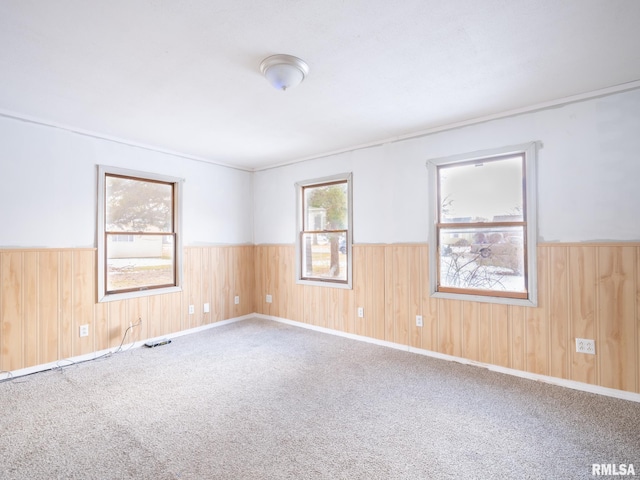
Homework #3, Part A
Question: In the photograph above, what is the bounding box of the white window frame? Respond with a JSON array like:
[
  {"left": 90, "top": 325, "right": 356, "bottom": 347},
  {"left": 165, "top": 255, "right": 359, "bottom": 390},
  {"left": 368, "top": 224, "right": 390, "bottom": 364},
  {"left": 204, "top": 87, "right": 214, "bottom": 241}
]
[
  {"left": 295, "top": 172, "right": 353, "bottom": 289},
  {"left": 97, "top": 165, "right": 183, "bottom": 302},
  {"left": 427, "top": 142, "right": 540, "bottom": 307}
]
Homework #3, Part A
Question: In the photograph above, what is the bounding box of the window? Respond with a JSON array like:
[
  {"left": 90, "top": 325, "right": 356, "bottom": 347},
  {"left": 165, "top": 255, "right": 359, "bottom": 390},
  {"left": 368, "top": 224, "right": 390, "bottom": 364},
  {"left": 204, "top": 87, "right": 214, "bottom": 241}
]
[
  {"left": 296, "top": 173, "right": 352, "bottom": 288},
  {"left": 427, "top": 142, "right": 539, "bottom": 306},
  {"left": 97, "top": 165, "right": 183, "bottom": 301}
]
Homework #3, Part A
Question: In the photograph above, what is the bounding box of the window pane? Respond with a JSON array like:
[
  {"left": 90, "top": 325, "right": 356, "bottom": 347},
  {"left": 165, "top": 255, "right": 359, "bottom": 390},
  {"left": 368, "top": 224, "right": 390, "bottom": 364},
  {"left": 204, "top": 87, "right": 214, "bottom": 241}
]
[
  {"left": 439, "top": 156, "right": 523, "bottom": 223},
  {"left": 303, "top": 182, "right": 348, "bottom": 230},
  {"left": 106, "top": 234, "right": 174, "bottom": 292},
  {"left": 439, "top": 226, "right": 525, "bottom": 293},
  {"left": 301, "top": 232, "right": 347, "bottom": 282},
  {"left": 106, "top": 176, "right": 173, "bottom": 232},
  {"left": 112, "top": 234, "right": 134, "bottom": 242}
]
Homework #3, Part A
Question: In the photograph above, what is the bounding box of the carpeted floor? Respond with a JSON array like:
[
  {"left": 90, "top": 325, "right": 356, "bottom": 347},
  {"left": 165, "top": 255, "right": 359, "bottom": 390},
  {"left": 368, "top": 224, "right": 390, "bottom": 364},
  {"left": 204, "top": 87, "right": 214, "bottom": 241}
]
[{"left": 0, "top": 318, "right": 638, "bottom": 479}]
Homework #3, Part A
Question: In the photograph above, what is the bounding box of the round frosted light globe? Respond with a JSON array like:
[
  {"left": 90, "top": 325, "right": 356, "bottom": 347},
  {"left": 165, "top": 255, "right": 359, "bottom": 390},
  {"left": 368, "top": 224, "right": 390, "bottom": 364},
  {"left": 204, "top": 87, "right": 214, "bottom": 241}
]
[{"left": 260, "top": 55, "right": 309, "bottom": 91}]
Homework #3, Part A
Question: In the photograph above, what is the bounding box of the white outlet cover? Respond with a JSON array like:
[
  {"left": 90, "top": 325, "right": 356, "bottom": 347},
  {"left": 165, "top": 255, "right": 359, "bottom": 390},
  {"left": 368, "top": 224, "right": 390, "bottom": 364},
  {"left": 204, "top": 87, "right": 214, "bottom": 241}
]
[
  {"left": 204, "top": 303, "right": 210, "bottom": 313},
  {"left": 188, "top": 305, "right": 195, "bottom": 314},
  {"left": 357, "top": 307, "right": 364, "bottom": 318},
  {"left": 79, "top": 324, "right": 89, "bottom": 337},
  {"left": 416, "top": 315, "right": 423, "bottom": 327},
  {"left": 576, "top": 338, "right": 596, "bottom": 354},
  {"left": 266, "top": 294, "right": 272, "bottom": 303},
  {"left": 234, "top": 296, "right": 240, "bottom": 305}
]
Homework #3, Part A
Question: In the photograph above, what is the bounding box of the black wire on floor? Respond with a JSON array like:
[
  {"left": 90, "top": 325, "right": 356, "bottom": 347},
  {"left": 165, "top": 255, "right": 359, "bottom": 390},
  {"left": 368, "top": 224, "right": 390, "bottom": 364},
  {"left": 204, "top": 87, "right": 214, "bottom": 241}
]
[{"left": 0, "top": 318, "right": 143, "bottom": 384}]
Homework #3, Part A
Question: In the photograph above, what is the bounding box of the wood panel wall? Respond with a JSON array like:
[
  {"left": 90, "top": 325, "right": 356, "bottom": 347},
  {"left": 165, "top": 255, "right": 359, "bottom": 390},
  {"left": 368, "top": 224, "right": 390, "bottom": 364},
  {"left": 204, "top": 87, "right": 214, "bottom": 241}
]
[
  {"left": 254, "top": 243, "right": 640, "bottom": 395},
  {"left": 3, "top": 242, "right": 638, "bottom": 396},
  {"left": 0, "top": 245, "right": 254, "bottom": 373}
]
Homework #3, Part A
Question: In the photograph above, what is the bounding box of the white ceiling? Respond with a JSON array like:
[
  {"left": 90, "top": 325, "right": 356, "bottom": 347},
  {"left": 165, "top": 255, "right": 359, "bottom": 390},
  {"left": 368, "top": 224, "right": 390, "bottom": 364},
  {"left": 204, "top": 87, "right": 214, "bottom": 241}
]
[{"left": 1, "top": 0, "right": 640, "bottom": 171}]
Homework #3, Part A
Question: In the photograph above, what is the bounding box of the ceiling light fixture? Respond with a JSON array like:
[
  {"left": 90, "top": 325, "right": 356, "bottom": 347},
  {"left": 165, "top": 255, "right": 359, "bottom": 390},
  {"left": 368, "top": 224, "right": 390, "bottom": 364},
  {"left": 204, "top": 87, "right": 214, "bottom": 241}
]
[{"left": 259, "top": 54, "right": 309, "bottom": 91}]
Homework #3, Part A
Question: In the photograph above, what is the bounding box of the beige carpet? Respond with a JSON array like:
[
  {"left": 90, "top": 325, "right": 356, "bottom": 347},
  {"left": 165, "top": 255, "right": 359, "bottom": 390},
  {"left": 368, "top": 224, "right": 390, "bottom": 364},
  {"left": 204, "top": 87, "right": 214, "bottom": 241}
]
[{"left": 0, "top": 318, "right": 638, "bottom": 479}]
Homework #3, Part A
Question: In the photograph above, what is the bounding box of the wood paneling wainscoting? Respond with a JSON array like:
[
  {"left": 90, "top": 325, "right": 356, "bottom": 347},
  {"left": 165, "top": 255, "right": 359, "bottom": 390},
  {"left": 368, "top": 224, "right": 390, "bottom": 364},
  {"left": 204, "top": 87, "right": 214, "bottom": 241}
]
[
  {"left": 254, "top": 243, "right": 640, "bottom": 395},
  {"left": 3, "top": 243, "right": 638, "bottom": 396},
  {"left": 0, "top": 246, "right": 254, "bottom": 373}
]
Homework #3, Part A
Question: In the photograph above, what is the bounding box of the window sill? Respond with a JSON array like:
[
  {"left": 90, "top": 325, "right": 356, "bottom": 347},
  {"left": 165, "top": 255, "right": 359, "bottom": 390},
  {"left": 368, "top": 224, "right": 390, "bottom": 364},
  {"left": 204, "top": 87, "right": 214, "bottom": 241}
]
[
  {"left": 296, "top": 278, "right": 352, "bottom": 290},
  {"left": 98, "top": 285, "right": 183, "bottom": 303},
  {"left": 430, "top": 290, "right": 537, "bottom": 308}
]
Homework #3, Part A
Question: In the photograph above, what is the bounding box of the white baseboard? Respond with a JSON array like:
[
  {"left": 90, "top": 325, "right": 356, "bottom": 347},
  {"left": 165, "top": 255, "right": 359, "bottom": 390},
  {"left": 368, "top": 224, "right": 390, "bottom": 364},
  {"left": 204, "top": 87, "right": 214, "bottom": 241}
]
[
  {"left": 0, "top": 314, "right": 252, "bottom": 381},
  {"left": 256, "top": 313, "right": 640, "bottom": 404}
]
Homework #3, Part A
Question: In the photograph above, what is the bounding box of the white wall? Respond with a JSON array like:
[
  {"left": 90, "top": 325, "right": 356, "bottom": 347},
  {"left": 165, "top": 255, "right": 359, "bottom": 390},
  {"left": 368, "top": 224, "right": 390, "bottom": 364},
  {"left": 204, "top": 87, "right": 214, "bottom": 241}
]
[
  {"left": 3, "top": 87, "right": 639, "bottom": 249},
  {"left": 254, "top": 88, "right": 640, "bottom": 244},
  {"left": 0, "top": 117, "right": 254, "bottom": 248}
]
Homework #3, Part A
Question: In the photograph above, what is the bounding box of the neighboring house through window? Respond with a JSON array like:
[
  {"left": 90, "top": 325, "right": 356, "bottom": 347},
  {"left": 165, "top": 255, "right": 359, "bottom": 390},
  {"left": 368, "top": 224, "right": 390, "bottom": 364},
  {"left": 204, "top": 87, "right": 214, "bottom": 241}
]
[
  {"left": 296, "top": 173, "right": 353, "bottom": 288},
  {"left": 97, "top": 165, "right": 183, "bottom": 301},
  {"left": 427, "top": 142, "right": 539, "bottom": 306}
]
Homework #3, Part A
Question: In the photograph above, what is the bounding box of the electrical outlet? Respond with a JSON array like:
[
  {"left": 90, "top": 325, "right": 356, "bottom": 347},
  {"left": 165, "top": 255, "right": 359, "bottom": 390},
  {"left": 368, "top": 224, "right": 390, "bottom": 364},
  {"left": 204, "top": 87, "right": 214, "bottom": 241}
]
[
  {"left": 188, "top": 305, "right": 195, "bottom": 315},
  {"left": 576, "top": 338, "right": 596, "bottom": 354},
  {"left": 266, "top": 294, "right": 272, "bottom": 303},
  {"left": 416, "top": 315, "right": 423, "bottom": 327},
  {"left": 234, "top": 295, "right": 240, "bottom": 305},
  {"left": 357, "top": 307, "right": 364, "bottom": 318},
  {"left": 204, "top": 303, "right": 210, "bottom": 313},
  {"left": 79, "top": 324, "right": 89, "bottom": 337}
]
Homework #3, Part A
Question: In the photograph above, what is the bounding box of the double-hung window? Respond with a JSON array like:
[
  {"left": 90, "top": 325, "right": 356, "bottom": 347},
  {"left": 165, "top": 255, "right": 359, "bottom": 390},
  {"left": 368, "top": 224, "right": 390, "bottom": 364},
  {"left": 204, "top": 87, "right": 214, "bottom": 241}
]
[
  {"left": 427, "top": 142, "right": 539, "bottom": 306},
  {"left": 296, "top": 173, "right": 352, "bottom": 288},
  {"left": 97, "top": 165, "right": 183, "bottom": 301}
]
